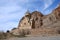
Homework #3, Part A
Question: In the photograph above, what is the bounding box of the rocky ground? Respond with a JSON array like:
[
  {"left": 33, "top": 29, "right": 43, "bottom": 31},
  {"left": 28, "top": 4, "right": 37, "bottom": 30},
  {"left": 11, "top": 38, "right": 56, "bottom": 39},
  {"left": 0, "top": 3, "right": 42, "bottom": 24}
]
[{"left": 4, "top": 35, "right": 60, "bottom": 40}]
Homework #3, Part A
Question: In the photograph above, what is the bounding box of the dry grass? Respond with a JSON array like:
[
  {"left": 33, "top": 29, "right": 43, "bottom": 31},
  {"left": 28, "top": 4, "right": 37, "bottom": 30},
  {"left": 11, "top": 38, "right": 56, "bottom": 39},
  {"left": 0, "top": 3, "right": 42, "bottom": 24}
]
[
  {"left": 0, "top": 31, "right": 7, "bottom": 40},
  {"left": 0, "top": 31, "right": 26, "bottom": 40},
  {"left": 11, "top": 29, "right": 31, "bottom": 37}
]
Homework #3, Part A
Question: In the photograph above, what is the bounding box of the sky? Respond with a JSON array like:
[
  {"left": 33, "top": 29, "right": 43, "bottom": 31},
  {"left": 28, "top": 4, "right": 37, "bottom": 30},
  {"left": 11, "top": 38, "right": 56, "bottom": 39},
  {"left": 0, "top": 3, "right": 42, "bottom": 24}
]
[{"left": 0, "top": 0, "right": 60, "bottom": 32}]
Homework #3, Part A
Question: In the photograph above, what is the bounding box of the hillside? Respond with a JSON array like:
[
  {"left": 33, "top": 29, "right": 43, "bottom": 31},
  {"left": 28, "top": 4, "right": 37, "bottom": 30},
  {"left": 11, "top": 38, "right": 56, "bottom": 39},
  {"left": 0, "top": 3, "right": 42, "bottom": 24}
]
[{"left": 10, "top": 5, "right": 60, "bottom": 36}]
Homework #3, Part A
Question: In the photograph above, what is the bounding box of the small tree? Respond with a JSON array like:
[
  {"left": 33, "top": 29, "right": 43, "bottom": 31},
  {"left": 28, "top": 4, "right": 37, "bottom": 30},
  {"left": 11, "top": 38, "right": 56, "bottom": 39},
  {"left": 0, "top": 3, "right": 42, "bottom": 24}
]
[{"left": 7, "top": 30, "right": 10, "bottom": 33}]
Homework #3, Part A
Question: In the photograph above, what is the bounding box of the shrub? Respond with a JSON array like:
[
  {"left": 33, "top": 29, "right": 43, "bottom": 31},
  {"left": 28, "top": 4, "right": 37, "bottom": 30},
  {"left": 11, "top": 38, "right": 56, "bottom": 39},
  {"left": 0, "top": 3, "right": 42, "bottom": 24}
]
[
  {"left": 19, "top": 29, "right": 25, "bottom": 37},
  {"left": 10, "top": 29, "right": 26, "bottom": 37},
  {"left": 57, "top": 30, "right": 60, "bottom": 34},
  {"left": 0, "top": 31, "right": 7, "bottom": 40}
]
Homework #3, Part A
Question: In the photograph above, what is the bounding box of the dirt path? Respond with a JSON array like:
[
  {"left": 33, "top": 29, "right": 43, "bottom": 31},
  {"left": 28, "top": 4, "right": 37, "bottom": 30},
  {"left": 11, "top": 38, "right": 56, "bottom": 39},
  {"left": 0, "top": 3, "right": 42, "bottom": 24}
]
[{"left": 5, "top": 36, "right": 60, "bottom": 40}]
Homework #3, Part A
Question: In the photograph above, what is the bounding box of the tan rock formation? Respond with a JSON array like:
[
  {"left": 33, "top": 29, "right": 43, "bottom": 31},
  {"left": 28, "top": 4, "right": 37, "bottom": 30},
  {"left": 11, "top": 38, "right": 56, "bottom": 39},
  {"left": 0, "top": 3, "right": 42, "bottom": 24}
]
[
  {"left": 31, "top": 11, "right": 43, "bottom": 29},
  {"left": 11, "top": 5, "right": 60, "bottom": 36}
]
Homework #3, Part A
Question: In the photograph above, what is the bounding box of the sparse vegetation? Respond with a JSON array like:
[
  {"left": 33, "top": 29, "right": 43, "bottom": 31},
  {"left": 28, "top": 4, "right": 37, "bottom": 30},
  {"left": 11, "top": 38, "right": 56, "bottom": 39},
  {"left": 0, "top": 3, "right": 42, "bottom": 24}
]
[
  {"left": 0, "top": 31, "right": 25, "bottom": 40},
  {"left": 0, "top": 29, "right": 30, "bottom": 39},
  {"left": 12, "top": 29, "right": 30, "bottom": 37},
  {"left": 57, "top": 30, "right": 60, "bottom": 34},
  {"left": 0, "top": 31, "right": 7, "bottom": 40},
  {"left": 9, "top": 29, "right": 26, "bottom": 38},
  {"left": 20, "top": 29, "right": 25, "bottom": 37}
]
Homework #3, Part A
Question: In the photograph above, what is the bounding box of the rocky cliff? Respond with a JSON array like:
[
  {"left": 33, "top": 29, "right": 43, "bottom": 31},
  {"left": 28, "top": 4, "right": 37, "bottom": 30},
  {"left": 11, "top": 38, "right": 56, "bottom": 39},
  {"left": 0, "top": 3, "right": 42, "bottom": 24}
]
[{"left": 10, "top": 5, "right": 60, "bottom": 36}]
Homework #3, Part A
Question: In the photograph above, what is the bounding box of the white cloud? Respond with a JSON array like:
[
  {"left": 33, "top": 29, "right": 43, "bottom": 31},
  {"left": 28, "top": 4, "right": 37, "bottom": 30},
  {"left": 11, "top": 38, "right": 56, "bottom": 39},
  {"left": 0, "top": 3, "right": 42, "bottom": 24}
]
[
  {"left": 0, "top": 0, "right": 56, "bottom": 32},
  {"left": 0, "top": 6, "right": 21, "bottom": 14},
  {"left": 43, "top": 0, "right": 55, "bottom": 10},
  {"left": 17, "top": 0, "right": 29, "bottom": 3},
  {"left": 0, "top": 0, "right": 27, "bottom": 32},
  {"left": 0, "top": 9, "right": 26, "bottom": 32},
  {"left": 0, "top": 21, "right": 18, "bottom": 32},
  {"left": 0, "top": 5, "right": 26, "bottom": 24}
]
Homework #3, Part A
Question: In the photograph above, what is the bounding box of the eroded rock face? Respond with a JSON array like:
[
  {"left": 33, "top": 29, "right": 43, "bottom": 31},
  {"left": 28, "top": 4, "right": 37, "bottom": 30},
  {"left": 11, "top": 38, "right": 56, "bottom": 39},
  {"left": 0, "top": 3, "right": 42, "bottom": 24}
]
[
  {"left": 11, "top": 5, "right": 60, "bottom": 35},
  {"left": 18, "top": 11, "right": 43, "bottom": 30},
  {"left": 10, "top": 28, "right": 20, "bottom": 35},
  {"left": 31, "top": 11, "right": 43, "bottom": 28},
  {"left": 42, "top": 5, "right": 60, "bottom": 28},
  {"left": 18, "top": 12, "right": 31, "bottom": 30},
  {"left": 54, "top": 5, "right": 60, "bottom": 19}
]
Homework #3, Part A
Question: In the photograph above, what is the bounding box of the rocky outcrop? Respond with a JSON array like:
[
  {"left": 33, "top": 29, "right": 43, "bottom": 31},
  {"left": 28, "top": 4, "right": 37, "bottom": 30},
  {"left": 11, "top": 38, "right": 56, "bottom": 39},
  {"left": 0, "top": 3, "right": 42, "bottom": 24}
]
[
  {"left": 11, "top": 5, "right": 60, "bottom": 36},
  {"left": 31, "top": 11, "right": 43, "bottom": 29}
]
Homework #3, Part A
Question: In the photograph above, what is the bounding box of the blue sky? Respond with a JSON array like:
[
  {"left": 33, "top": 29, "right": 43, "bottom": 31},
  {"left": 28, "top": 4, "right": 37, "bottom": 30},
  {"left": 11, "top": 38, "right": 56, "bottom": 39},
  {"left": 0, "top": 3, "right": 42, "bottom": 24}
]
[{"left": 0, "top": 0, "right": 60, "bottom": 32}]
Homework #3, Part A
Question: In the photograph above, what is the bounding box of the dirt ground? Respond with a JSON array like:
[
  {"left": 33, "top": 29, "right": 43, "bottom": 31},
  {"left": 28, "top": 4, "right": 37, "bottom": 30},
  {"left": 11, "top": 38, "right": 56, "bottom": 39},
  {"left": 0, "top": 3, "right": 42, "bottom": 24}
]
[{"left": 5, "top": 35, "right": 60, "bottom": 40}]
